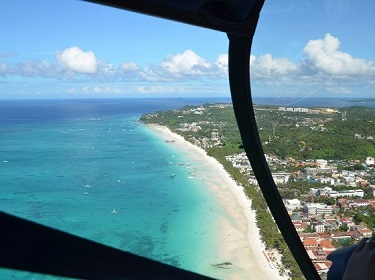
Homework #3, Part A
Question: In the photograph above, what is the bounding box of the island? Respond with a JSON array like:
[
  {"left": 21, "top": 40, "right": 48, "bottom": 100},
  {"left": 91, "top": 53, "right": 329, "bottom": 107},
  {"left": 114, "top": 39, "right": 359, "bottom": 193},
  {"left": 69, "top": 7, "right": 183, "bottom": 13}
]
[{"left": 140, "top": 103, "right": 375, "bottom": 279}]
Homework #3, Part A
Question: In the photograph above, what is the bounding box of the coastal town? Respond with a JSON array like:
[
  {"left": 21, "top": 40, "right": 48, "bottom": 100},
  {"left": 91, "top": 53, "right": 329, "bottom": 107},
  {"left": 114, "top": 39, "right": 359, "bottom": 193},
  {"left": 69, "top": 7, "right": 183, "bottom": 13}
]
[
  {"left": 141, "top": 102, "right": 375, "bottom": 278},
  {"left": 226, "top": 152, "right": 375, "bottom": 275}
]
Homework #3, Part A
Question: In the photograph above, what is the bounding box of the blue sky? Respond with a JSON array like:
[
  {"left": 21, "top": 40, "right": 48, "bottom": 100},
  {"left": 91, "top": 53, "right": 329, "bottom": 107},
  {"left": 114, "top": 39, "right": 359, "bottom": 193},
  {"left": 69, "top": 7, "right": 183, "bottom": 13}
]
[{"left": 1, "top": 0, "right": 375, "bottom": 99}]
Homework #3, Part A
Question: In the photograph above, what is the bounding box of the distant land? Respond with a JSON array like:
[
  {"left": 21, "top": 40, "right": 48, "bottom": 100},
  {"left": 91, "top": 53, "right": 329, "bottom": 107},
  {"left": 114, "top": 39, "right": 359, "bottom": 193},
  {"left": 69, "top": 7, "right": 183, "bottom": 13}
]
[
  {"left": 344, "top": 98, "right": 375, "bottom": 103},
  {"left": 140, "top": 102, "right": 375, "bottom": 279}
]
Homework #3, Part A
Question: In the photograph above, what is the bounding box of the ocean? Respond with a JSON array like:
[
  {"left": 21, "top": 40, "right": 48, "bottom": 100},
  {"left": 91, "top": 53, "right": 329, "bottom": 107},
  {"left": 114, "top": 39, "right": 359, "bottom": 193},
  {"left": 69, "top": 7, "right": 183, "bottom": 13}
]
[
  {"left": 0, "top": 98, "right": 234, "bottom": 279},
  {"left": 0, "top": 96, "right": 373, "bottom": 279}
]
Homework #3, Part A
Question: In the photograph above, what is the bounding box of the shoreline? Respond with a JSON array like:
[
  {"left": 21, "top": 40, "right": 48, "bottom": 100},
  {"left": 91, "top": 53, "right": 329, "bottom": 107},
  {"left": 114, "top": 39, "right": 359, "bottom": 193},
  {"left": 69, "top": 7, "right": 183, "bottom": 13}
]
[{"left": 147, "top": 124, "right": 287, "bottom": 280}]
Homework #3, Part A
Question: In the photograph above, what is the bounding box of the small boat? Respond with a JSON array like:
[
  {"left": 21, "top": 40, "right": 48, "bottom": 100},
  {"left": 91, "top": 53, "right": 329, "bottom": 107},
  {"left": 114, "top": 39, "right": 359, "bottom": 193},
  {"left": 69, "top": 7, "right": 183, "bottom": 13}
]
[
  {"left": 84, "top": 192, "right": 89, "bottom": 195},
  {"left": 111, "top": 209, "right": 117, "bottom": 214},
  {"left": 170, "top": 174, "right": 176, "bottom": 178}
]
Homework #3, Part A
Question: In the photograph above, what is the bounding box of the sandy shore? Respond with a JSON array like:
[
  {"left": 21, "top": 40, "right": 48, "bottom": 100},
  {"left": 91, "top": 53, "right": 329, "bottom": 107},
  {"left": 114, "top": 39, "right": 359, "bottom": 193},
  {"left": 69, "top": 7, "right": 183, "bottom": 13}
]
[{"left": 148, "top": 125, "right": 287, "bottom": 280}]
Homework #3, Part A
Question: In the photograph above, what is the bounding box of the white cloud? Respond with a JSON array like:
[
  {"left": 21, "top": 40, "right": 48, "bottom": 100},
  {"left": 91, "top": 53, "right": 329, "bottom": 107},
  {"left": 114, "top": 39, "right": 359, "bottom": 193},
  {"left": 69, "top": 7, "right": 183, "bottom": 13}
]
[
  {"left": 160, "top": 49, "right": 211, "bottom": 76},
  {"left": 66, "top": 85, "right": 123, "bottom": 94},
  {"left": 56, "top": 46, "right": 97, "bottom": 74},
  {"left": 3, "top": 34, "right": 375, "bottom": 98},
  {"left": 215, "top": 54, "right": 228, "bottom": 70},
  {"left": 139, "top": 66, "right": 170, "bottom": 82},
  {"left": 68, "top": 87, "right": 77, "bottom": 93},
  {"left": 136, "top": 85, "right": 186, "bottom": 94},
  {"left": 119, "top": 62, "right": 139, "bottom": 79},
  {"left": 90, "top": 85, "right": 122, "bottom": 94},
  {"left": 120, "top": 62, "right": 139, "bottom": 72},
  {"left": 326, "top": 86, "right": 353, "bottom": 94},
  {"left": 251, "top": 54, "right": 298, "bottom": 78},
  {"left": 303, "top": 33, "right": 375, "bottom": 76},
  {"left": 0, "top": 62, "right": 7, "bottom": 76},
  {"left": 98, "top": 61, "right": 116, "bottom": 76},
  {"left": 15, "top": 60, "right": 58, "bottom": 77},
  {"left": 250, "top": 55, "right": 256, "bottom": 65},
  {"left": 139, "top": 50, "right": 228, "bottom": 81}
]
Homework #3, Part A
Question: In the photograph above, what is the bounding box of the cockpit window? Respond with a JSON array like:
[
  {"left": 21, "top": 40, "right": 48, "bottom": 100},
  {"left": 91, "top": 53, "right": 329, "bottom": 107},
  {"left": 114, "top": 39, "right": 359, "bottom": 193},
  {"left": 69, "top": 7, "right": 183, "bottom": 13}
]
[
  {"left": 251, "top": 0, "right": 375, "bottom": 278},
  {"left": 1, "top": 1, "right": 374, "bottom": 279},
  {"left": 0, "top": 1, "right": 266, "bottom": 279}
]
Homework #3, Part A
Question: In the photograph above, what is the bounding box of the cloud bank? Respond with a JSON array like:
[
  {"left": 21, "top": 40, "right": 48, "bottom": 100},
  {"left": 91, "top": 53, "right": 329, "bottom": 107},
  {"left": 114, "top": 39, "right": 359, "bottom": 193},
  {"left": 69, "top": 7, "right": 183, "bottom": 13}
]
[
  {"left": 1, "top": 34, "right": 375, "bottom": 96},
  {"left": 303, "top": 33, "right": 375, "bottom": 76}
]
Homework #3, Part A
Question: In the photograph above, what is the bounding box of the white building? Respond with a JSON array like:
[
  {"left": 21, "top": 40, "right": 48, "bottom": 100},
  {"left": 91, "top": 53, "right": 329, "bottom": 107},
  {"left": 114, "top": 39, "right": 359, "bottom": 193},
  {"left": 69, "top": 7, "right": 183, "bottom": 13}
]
[
  {"left": 272, "top": 172, "right": 290, "bottom": 184},
  {"left": 284, "top": 199, "right": 301, "bottom": 211},
  {"left": 330, "top": 189, "right": 364, "bottom": 198},
  {"left": 366, "top": 157, "right": 374, "bottom": 166},
  {"left": 304, "top": 203, "right": 333, "bottom": 216},
  {"left": 316, "top": 159, "right": 328, "bottom": 167},
  {"left": 314, "top": 221, "right": 325, "bottom": 233}
]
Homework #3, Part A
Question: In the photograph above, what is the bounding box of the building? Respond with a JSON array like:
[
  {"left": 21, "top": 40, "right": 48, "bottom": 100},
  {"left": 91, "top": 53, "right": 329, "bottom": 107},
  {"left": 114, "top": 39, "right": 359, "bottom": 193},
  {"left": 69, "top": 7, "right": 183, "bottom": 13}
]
[
  {"left": 311, "top": 187, "right": 364, "bottom": 198},
  {"left": 366, "top": 157, "right": 375, "bottom": 166},
  {"left": 313, "top": 221, "right": 325, "bottom": 233},
  {"left": 319, "top": 239, "right": 336, "bottom": 253},
  {"left": 303, "top": 238, "right": 318, "bottom": 249},
  {"left": 285, "top": 199, "right": 301, "bottom": 211},
  {"left": 306, "top": 166, "right": 337, "bottom": 176},
  {"left": 272, "top": 172, "right": 290, "bottom": 184},
  {"left": 357, "top": 227, "right": 373, "bottom": 238},
  {"left": 334, "top": 189, "right": 364, "bottom": 198},
  {"left": 304, "top": 203, "right": 333, "bottom": 216}
]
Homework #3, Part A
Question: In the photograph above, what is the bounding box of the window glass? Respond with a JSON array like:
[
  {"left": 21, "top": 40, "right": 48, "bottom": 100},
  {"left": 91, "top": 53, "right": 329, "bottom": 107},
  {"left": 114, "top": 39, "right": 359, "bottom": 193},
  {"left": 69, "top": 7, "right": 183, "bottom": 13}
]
[
  {"left": 0, "top": 1, "right": 278, "bottom": 279},
  {"left": 250, "top": 0, "right": 375, "bottom": 278}
]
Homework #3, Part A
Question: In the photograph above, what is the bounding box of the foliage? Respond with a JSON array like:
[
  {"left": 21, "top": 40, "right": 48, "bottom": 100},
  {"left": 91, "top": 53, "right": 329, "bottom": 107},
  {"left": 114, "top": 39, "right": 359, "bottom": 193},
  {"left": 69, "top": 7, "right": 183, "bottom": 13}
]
[
  {"left": 140, "top": 103, "right": 375, "bottom": 279},
  {"left": 141, "top": 104, "right": 375, "bottom": 160},
  {"left": 353, "top": 206, "right": 375, "bottom": 228}
]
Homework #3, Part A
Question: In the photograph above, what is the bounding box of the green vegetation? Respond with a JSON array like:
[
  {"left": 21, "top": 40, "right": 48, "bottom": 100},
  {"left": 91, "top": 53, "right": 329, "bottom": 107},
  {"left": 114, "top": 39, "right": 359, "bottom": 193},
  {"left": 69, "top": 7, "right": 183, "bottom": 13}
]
[
  {"left": 257, "top": 106, "right": 375, "bottom": 160},
  {"left": 140, "top": 103, "right": 375, "bottom": 279},
  {"left": 204, "top": 145, "right": 304, "bottom": 279},
  {"left": 353, "top": 206, "right": 375, "bottom": 229},
  {"left": 141, "top": 104, "right": 375, "bottom": 160}
]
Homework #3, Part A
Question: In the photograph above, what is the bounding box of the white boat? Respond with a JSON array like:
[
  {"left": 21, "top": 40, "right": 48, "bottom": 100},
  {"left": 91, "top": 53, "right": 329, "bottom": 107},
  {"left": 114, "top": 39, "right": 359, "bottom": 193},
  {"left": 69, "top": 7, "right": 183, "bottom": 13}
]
[{"left": 111, "top": 209, "right": 117, "bottom": 214}]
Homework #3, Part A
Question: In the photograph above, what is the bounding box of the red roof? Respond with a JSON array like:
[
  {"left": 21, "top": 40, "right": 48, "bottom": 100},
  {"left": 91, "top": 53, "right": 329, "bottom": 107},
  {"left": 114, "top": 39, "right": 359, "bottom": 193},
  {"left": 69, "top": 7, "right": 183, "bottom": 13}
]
[
  {"left": 320, "top": 239, "right": 335, "bottom": 249},
  {"left": 304, "top": 238, "right": 318, "bottom": 246}
]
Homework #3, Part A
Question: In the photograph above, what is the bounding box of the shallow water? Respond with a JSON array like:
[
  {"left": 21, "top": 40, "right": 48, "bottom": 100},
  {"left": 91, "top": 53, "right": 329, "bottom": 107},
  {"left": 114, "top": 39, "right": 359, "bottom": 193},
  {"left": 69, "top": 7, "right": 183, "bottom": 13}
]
[{"left": 0, "top": 99, "right": 229, "bottom": 279}]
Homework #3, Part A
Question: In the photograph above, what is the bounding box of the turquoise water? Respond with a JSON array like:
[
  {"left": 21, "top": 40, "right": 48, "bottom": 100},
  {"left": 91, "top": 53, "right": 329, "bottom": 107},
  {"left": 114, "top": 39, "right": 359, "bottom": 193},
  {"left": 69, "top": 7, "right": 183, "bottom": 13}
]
[{"left": 0, "top": 99, "right": 228, "bottom": 279}]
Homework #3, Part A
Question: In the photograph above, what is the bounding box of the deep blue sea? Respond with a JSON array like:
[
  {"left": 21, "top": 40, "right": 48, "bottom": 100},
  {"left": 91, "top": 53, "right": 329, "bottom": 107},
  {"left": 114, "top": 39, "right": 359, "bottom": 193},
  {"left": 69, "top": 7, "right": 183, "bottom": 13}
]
[{"left": 0, "top": 96, "right": 373, "bottom": 279}]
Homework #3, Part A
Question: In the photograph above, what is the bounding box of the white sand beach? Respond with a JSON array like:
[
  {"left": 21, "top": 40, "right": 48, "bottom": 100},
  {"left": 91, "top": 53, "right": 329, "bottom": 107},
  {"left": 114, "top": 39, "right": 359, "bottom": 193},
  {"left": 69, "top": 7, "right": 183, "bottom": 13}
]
[{"left": 148, "top": 125, "right": 288, "bottom": 280}]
